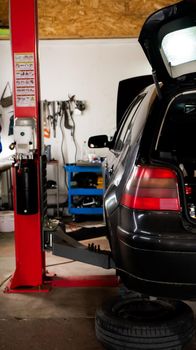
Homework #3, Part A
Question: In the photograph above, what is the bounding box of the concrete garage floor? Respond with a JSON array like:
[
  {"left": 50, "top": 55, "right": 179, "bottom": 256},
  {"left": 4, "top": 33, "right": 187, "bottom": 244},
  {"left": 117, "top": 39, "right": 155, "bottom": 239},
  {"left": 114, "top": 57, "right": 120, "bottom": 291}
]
[
  {"left": 1, "top": 225, "right": 196, "bottom": 350},
  {"left": 0, "top": 224, "right": 117, "bottom": 350}
]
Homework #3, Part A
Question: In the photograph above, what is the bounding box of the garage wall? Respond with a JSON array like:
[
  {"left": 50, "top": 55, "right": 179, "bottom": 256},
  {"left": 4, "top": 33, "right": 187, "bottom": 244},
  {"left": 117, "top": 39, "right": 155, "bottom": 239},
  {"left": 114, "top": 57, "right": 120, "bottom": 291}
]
[{"left": 0, "top": 38, "right": 151, "bottom": 193}]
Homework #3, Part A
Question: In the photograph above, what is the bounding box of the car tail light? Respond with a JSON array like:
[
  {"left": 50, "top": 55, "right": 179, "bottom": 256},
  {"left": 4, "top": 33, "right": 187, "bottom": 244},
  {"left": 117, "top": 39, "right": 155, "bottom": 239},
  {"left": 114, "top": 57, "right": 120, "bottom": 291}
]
[{"left": 121, "top": 165, "right": 180, "bottom": 211}]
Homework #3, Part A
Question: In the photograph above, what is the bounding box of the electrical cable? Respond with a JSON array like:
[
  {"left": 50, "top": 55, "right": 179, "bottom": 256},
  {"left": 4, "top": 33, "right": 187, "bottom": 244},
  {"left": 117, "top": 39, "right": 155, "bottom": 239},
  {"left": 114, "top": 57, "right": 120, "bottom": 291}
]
[
  {"left": 59, "top": 103, "right": 68, "bottom": 192},
  {"left": 0, "top": 261, "right": 76, "bottom": 288},
  {"left": 60, "top": 112, "right": 66, "bottom": 165},
  {"left": 46, "top": 260, "right": 75, "bottom": 267},
  {"left": 0, "top": 274, "right": 12, "bottom": 288},
  {"left": 69, "top": 112, "right": 78, "bottom": 163},
  {"left": 0, "top": 260, "right": 76, "bottom": 287}
]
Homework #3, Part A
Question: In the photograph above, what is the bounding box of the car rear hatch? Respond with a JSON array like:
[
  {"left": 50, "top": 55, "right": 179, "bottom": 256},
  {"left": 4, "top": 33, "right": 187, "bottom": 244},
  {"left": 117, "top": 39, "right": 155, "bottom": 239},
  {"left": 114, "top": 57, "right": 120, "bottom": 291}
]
[
  {"left": 138, "top": 1, "right": 196, "bottom": 222},
  {"left": 139, "top": 0, "right": 196, "bottom": 85}
]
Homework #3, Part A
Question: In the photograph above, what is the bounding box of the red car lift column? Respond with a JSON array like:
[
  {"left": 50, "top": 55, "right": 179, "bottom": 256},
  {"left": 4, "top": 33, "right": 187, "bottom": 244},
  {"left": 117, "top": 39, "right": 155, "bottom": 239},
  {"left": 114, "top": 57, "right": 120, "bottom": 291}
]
[
  {"left": 8, "top": 0, "right": 46, "bottom": 290},
  {"left": 6, "top": 0, "right": 118, "bottom": 293}
]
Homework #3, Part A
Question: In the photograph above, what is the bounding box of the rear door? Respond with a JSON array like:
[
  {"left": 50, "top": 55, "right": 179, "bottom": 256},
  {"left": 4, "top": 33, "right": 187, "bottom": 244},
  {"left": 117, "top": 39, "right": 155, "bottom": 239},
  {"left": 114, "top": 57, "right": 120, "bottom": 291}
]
[
  {"left": 104, "top": 88, "right": 156, "bottom": 215},
  {"left": 105, "top": 94, "right": 145, "bottom": 188}
]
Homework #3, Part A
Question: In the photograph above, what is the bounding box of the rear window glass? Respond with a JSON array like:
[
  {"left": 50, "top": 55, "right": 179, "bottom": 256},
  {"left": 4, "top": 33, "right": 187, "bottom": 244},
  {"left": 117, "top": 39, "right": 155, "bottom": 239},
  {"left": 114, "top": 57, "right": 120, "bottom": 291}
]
[
  {"left": 114, "top": 95, "right": 145, "bottom": 152},
  {"left": 156, "top": 93, "right": 196, "bottom": 161}
]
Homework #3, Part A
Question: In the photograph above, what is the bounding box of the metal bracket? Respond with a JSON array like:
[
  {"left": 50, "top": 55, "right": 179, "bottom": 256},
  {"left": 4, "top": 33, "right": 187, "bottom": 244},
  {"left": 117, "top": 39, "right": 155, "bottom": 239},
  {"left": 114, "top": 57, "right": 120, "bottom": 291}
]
[{"left": 47, "top": 225, "right": 115, "bottom": 270}]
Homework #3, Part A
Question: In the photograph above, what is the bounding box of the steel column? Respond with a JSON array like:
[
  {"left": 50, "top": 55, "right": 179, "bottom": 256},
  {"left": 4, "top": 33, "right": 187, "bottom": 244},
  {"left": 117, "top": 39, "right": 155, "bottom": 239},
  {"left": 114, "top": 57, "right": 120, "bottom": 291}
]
[{"left": 8, "top": 0, "right": 45, "bottom": 290}]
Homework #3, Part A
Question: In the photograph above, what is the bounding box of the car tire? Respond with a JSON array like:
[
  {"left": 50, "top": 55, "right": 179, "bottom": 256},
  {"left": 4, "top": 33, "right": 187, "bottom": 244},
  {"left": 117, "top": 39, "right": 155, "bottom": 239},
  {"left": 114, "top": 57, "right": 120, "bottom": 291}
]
[{"left": 95, "top": 294, "right": 195, "bottom": 350}]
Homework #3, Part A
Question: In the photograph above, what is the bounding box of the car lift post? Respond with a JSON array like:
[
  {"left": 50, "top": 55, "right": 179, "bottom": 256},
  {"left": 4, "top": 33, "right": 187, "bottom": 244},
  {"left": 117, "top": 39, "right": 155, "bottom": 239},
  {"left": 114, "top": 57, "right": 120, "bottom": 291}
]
[
  {"left": 5, "top": 0, "right": 118, "bottom": 293},
  {"left": 6, "top": 0, "right": 46, "bottom": 291}
]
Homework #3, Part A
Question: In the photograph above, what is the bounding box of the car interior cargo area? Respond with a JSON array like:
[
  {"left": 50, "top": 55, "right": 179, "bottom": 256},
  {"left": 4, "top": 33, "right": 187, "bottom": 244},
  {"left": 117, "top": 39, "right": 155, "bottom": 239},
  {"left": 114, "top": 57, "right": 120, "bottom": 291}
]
[{"left": 154, "top": 92, "right": 196, "bottom": 220}]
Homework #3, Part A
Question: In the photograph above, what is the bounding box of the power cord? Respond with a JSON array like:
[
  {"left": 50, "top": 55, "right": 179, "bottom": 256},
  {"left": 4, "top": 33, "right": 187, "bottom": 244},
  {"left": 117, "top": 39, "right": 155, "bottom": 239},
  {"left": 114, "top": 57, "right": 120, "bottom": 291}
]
[
  {"left": 69, "top": 112, "right": 78, "bottom": 163},
  {"left": 46, "top": 260, "right": 75, "bottom": 267},
  {"left": 0, "top": 274, "right": 12, "bottom": 288}
]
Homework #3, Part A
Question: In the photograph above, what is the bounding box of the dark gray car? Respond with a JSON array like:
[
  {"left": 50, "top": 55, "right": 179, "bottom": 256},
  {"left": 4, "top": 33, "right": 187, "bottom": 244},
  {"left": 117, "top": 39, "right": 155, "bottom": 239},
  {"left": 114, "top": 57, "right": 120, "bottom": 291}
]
[
  {"left": 89, "top": 0, "right": 196, "bottom": 300},
  {"left": 90, "top": 2, "right": 196, "bottom": 349}
]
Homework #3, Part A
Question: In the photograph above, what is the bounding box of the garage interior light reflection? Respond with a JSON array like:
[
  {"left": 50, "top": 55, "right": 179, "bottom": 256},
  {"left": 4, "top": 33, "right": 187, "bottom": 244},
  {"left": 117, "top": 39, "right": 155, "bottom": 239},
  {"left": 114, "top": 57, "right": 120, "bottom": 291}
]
[{"left": 161, "top": 26, "right": 196, "bottom": 66}]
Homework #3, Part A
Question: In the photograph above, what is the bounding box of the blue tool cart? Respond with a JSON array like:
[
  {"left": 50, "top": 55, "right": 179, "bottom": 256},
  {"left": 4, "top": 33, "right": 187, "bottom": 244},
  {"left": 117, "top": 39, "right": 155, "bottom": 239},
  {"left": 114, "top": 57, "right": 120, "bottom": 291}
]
[{"left": 64, "top": 164, "right": 104, "bottom": 216}]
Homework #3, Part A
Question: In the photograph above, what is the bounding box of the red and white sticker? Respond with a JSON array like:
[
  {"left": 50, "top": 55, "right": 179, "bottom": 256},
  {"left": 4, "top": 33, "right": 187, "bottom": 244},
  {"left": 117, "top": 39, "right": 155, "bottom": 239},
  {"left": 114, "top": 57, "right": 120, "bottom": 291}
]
[{"left": 14, "top": 53, "right": 36, "bottom": 107}]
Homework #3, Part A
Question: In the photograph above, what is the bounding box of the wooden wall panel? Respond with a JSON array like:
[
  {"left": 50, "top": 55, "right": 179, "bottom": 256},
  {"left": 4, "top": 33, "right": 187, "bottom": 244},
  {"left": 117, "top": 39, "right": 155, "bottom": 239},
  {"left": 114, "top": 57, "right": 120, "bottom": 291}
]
[
  {"left": 0, "top": 0, "right": 9, "bottom": 27},
  {"left": 0, "top": 0, "right": 178, "bottom": 39}
]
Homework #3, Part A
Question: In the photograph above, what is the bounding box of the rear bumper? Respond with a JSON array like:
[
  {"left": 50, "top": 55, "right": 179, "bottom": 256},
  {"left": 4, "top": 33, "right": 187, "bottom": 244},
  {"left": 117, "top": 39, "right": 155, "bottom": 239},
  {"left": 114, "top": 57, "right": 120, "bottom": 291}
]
[
  {"left": 114, "top": 208, "right": 196, "bottom": 299},
  {"left": 118, "top": 234, "right": 196, "bottom": 299}
]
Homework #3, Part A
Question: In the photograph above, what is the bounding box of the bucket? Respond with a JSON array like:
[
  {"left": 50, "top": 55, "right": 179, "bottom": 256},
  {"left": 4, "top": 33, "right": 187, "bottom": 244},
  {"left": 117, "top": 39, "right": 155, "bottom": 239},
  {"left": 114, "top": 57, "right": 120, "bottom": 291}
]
[{"left": 0, "top": 211, "right": 14, "bottom": 232}]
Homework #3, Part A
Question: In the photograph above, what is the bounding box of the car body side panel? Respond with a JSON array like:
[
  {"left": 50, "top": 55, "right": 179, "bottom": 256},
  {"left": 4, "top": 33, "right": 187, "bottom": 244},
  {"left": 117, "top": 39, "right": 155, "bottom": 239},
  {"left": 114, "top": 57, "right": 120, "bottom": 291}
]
[
  {"left": 104, "top": 83, "right": 196, "bottom": 298},
  {"left": 104, "top": 85, "right": 156, "bottom": 217},
  {"left": 104, "top": 86, "right": 157, "bottom": 264}
]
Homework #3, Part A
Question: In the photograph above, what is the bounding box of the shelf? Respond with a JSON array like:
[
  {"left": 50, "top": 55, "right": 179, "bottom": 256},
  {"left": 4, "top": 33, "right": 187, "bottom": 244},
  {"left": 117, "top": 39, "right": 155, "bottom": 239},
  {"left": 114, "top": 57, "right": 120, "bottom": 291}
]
[
  {"left": 65, "top": 164, "right": 103, "bottom": 173},
  {"left": 64, "top": 164, "right": 104, "bottom": 217},
  {"left": 69, "top": 188, "right": 104, "bottom": 196},
  {"left": 68, "top": 207, "right": 103, "bottom": 215}
]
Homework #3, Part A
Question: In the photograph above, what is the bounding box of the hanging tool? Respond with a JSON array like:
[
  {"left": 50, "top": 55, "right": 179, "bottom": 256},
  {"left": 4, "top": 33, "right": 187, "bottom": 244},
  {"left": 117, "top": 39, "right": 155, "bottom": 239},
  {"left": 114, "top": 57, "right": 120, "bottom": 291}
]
[
  {"left": 0, "top": 125, "right": 2, "bottom": 153},
  {"left": 47, "top": 101, "right": 58, "bottom": 138},
  {"left": 0, "top": 112, "right": 2, "bottom": 153},
  {"left": 8, "top": 114, "right": 14, "bottom": 136},
  {"left": 43, "top": 100, "right": 50, "bottom": 139},
  {"left": 63, "top": 95, "right": 76, "bottom": 130},
  {"left": 62, "top": 100, "right": 72, "bottom": 130},
  {"left": 52, "top": 101, "right": 57, "bottom": 138},
  {"left": 51, "top": 100, "right": 63, "bottom": 138}
]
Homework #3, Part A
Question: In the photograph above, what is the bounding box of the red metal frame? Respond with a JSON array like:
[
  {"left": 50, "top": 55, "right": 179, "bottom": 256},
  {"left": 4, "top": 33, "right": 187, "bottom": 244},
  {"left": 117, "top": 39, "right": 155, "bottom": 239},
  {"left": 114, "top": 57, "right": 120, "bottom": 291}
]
[
  {"left": 5, "top": 0, "right": 119, "bottom": 293},
  {"left": 7, "top": 0, "right": 45, "bottom": 291},
  {"left": 47, "top": 275, "right": 119, "bottom": 288},
  {"left": 5, "top": 275, "right": 119, "bottom": 293}
]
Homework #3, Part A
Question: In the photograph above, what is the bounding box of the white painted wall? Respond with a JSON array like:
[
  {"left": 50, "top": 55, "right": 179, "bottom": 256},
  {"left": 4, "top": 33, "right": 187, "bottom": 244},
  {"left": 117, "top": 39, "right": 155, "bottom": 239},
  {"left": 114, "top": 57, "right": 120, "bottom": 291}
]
[{"left": 0, "top": 38, "right": 151, "bottom": 198}]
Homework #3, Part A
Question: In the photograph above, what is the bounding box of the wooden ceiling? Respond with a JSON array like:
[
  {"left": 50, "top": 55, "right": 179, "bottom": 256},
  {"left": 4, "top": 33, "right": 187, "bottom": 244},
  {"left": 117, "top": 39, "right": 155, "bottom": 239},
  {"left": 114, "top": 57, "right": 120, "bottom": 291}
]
[{"left": 0, "top": 0, "right": 178, "bottom": 39}]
